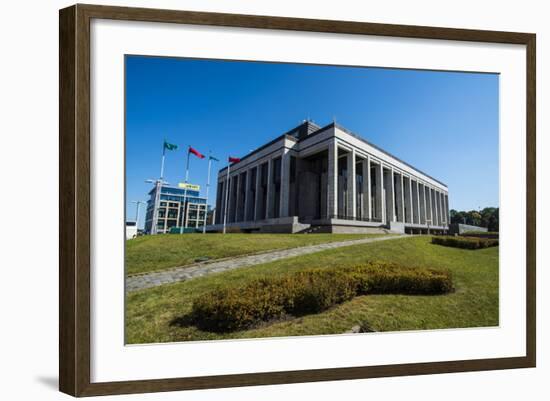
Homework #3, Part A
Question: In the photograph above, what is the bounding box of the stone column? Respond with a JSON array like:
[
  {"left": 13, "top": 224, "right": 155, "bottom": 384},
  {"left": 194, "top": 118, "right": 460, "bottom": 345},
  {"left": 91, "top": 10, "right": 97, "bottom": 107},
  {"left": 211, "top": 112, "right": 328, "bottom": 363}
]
[
  {"left": 227, "top": 176, "right": 234, "bottom": 223},
  {"left": 390, "top": 168, "right": 396, "bottom": 222},
  {"left": 394, "top": 172, "right": 403, "bottom": 222},
  {"left": 235, "top": 176, "right": 241, "bottom": 223},
  {"left": 436, "top": 191, "right": 443, "bottom": 226},
  {"left": 400, "top": 174, "right": 405, "bottom": 223},
  {"left": 427, "top": 186, "right": 432, "bottom": 225},
  {"left": 254, "top": 165, "right": 262, "bottom": 221},
  {"left": 445, "top": 193, "right": 450, "bottom": 224},
  {"left": 433, "top": 191, "right": 438, "bottom": 226},
  {"left": 422, "top": 186, "right": 426, "bottom": 225},
  {"left": 441, "top": 193, "right": 445, "bottom": 225},
  {"left": 265, "top": 159, "right": 272, "bottom": 219},
  {"left": 224, "top": 178, "right": 230, "bottom": 224},
  {"left": 216, "top": 181, "right": 223, "bottom": 224},
  {"left": 417, "top": 182, "right": 422, "bottom": 224},
  {"left": 443, "top": 192, "right": 447, "bottom": 225},
  {"left": 235, "top": 173, "right": 243, "bottom": 222},
  {"left": 327, "top": 141, "right": 338, "bottom": 219},
  {"left": 435, "top": 191, "right": 443, "bottom": 226},
  {"left": 243, "top": 169, "right": 251, "bottom": 221},
  {"left": 347, "top": 149, "right": 356, "bottom": 219},
  {"left": 416, "top": 181, "right": 422, "bottom": 224},
  {"left": 279, "top": 149, "right": 291, "bottom": 218},
  {"left": 431, "top": 188, "right": 439, "bottom": 226},
  {"left": 403, "top": 176, "right": 408, "bottom": 223},
  {"left": 364, "top": 156, "right": 371, "bottom": 220},
  {"left": 443, "top": 192, "right": 448, "bottom": 224},
  {"left": 231, "top": 174, "right": 237, "bottom": 223},
  {"left": 426, "top": 187, "right": 435, "bottom": 226},
  {"left": 421, "top": 184, "right": 427, "bottom": 224},
  {"left": 218, "top": 180, "right": 225, "bottom": 225},
  {"left": 408, "top": 178, "right": 414, "bottom": 224},
  {"left": 378, "top": 163, "right": 385, "bottom": 223}
]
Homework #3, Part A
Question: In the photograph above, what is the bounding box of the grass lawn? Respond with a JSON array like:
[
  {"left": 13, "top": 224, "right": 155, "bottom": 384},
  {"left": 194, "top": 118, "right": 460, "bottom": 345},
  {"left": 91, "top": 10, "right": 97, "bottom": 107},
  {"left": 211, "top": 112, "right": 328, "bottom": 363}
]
[
  {"left": 126, "top": 233, "right": 381, "bottom": 276},
  {"left": 126, "top": 236, "right": 499, "bottom": 344}
]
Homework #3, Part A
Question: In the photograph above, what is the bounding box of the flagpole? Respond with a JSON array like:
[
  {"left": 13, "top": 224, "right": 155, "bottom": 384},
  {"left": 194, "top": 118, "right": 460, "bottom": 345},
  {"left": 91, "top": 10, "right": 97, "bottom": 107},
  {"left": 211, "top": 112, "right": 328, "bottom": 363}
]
[
  {"left": 185, "top": 145, "right": 191, "bottom": 183},
  {"left": 222, "top": 160, "right": 230, "bottom": 234},
  {"left": 203, "top": 152, "right": 212, "bottom": 234},
  {"left": 152, "top": 141, "right": 166, "bottom": 235},
  {"left": 160, "top": 140, "right": 166, "bottom": 179},
  {"left": 181, "top": 146, "right": 190, "bottom": 234}
]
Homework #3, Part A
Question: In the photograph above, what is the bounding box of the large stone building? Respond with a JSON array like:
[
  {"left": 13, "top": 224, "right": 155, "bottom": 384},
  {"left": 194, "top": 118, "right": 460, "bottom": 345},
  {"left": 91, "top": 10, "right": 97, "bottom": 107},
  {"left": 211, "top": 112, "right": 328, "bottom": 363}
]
[{"left": 211, "top": 120, "right": 449, "bottom": 234}]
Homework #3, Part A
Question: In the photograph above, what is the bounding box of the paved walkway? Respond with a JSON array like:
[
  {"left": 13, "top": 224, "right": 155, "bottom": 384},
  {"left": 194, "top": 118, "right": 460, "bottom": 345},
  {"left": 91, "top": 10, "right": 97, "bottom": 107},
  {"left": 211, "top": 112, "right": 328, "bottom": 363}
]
[{"left": 126, "top": 234, "right": 407, "bottom": 292}]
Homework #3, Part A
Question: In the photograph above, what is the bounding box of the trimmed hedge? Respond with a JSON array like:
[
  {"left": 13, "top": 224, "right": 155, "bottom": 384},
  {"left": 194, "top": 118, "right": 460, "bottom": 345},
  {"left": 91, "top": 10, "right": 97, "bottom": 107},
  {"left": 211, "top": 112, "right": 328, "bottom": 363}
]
[
  {"left": 432, "top": 236, "right": 499, "bottom": 249},
  {"left": 460, "top": 232, "right": 499, "bottom": 239},
  {"left": 190, "top": 262, "right": 454, "bottom": 332}
]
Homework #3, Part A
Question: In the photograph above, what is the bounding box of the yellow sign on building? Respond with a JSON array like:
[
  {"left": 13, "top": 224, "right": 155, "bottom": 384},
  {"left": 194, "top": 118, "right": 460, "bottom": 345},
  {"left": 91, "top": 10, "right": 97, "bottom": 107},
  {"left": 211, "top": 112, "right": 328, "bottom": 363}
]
[{"left": 178, "top": 183, "right": 201, "bottom": 191}]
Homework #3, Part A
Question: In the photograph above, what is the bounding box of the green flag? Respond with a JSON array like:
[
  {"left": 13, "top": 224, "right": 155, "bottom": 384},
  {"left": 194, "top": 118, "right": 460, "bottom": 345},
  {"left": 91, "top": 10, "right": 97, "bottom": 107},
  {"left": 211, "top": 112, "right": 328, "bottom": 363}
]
[
  {"left": 163, "top": 140, "right": 178, "bottom": 151},
  {"left": 209, "top": 155, "right": 219, "bottom": 162}
]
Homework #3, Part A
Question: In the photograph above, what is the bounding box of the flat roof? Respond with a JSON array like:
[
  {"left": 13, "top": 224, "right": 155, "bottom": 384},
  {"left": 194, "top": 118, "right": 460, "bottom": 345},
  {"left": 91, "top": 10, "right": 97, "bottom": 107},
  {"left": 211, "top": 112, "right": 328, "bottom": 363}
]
[
  {"left": 147, "top": 183, "right": 206, "bottom": 199},
  {"left": 218, "top": 121, "right": 447, "bottom": 187},
  {"left": 325, "top": 122, "right": 447, "bottom": 187}
]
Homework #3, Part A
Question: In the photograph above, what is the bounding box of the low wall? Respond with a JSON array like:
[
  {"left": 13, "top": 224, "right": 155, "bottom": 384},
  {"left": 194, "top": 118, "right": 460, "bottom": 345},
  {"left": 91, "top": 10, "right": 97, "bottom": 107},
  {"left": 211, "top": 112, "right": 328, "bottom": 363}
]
[
  {"left": 328, "top": 225, "right": 390, "bottom": 234},
  {"left": 448, "top": 223, "right": 489, "bottom": 235}
]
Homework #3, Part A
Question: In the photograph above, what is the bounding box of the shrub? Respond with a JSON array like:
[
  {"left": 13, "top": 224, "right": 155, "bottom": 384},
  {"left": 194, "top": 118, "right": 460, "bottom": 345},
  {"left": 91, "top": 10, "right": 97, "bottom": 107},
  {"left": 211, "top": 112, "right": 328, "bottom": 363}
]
[
  {"left": 286, "top": 269, "right": 358, "bottom": 315},
  {"left": 190, "top": 262, "right": 453, "bottom": 332},
  {"left": 460, "top": 232, "right": 499, "bottom": 239},
  {"left": 361, "top": 266, "right": 454, "bottom": 295},
  {"left": 432, "top": 236, "right": 498, "bottom": 249}
]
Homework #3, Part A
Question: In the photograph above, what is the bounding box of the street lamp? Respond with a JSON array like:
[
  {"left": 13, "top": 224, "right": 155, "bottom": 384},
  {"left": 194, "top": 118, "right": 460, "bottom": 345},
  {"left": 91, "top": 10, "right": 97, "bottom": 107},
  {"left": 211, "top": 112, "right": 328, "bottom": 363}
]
[{"left": 131, "top": 200, "right": 146, "bottom": 229}]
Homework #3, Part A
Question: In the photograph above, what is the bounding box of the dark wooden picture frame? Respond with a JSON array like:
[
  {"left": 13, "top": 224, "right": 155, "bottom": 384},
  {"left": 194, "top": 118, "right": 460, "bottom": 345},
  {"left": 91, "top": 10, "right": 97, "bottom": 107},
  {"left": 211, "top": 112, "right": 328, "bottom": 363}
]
[{"left": 59, "top": 3, "right": 536, "bottom": 397}]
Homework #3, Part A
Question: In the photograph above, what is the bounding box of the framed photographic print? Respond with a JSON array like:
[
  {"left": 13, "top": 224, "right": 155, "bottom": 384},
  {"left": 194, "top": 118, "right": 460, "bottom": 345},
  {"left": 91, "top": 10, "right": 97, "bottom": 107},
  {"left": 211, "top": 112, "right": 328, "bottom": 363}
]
[{"left": 59, "top": 4, "right": 536, "bottom": 397}]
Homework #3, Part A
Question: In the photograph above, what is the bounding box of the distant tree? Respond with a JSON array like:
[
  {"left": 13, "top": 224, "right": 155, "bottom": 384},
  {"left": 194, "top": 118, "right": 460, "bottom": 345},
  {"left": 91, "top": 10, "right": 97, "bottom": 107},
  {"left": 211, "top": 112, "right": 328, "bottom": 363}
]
[
  {"left": 450, "top": 209, "right": 464, "bottom": 225},
  {"left": 450, "top": 209, "right": 458, "bottom": 223},
  {"left": 481, "top": 207, "right": 499, "bottom": 232},
  {"left": 449, "top": 207, "right": 499, "bottom": 232},
  {"left": 467, "top": 211, "right": 482, "bottom": 226}
]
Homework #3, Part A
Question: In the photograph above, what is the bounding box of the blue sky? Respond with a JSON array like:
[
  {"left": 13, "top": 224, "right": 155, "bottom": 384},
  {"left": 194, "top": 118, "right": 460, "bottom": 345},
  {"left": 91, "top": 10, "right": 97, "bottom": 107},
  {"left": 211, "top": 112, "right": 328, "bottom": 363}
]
[{"left": 126, "top": 55, "right": 499, "bottom": 228}]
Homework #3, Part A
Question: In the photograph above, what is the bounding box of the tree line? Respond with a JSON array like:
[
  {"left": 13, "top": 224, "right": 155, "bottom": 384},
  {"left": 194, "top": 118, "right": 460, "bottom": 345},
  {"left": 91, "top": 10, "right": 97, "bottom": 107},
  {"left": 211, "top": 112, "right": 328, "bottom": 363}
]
[{"left": 449, "top": 207, "right": 499, "bottom": 232}]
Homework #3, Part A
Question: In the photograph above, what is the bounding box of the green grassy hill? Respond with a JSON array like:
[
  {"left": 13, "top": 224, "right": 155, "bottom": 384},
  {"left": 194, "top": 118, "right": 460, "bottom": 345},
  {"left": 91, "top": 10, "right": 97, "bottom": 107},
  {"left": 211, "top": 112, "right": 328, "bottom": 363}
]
[
  {"left": 126, "top": 233, "right": 380, "bottom": 276},
  {"left": 126, "top": 236, "right": 498, "bottom": 344}
]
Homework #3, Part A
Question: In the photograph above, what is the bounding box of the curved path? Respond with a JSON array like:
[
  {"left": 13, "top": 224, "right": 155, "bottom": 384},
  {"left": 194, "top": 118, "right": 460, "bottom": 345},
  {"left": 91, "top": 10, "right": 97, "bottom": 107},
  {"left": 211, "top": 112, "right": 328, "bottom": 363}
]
[{"left": 126, "top": 234, "right": 407, "bottom": 293}]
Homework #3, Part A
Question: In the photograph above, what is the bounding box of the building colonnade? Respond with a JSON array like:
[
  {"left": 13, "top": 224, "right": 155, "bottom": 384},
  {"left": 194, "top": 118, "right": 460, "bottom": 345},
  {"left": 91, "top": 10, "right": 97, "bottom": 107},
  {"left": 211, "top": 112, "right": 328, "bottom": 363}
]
[{"left": 215, "top": 138, "right": 449, "bottom": 229}]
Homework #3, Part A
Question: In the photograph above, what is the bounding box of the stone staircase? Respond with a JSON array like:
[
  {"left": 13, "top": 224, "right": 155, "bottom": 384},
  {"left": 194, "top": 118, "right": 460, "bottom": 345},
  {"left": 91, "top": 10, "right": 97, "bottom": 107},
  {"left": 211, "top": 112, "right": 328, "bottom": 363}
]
[{"left": 299, "top": 225, "right": 328, "bottom": 234}]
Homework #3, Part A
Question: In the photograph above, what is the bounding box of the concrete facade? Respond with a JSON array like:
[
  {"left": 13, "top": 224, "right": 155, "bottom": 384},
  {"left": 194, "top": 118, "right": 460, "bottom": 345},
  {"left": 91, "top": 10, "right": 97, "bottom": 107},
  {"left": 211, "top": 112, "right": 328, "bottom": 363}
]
[{"left": 210, "top": 121, "right": 450, "bottom": 234}]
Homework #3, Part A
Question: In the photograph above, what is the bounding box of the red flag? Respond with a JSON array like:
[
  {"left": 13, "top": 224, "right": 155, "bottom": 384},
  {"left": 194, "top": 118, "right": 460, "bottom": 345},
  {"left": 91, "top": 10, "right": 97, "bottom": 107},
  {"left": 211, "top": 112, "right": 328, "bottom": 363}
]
[
  {"left": 188, "top": 146, "right": 205, "bottom": 159},
  {"left": 228, "top": 156, "right": 241, "bottom": 164}
]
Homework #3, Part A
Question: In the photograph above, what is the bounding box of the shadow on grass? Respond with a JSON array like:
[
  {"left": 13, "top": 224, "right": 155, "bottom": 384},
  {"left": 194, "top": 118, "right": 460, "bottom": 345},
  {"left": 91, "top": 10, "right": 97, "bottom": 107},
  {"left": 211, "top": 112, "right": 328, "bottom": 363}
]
[
  {"left": 169, "top": 313, "right": 255, "bottom": 334},
  {"left": 169, "top": 313, "right": 196, "bottom": 329},
  {"left": 169, "top": 311, "right": 297, "bottom": 334},
  {"left": 169, "top": 291, "right": 454, "bottom": 335}
]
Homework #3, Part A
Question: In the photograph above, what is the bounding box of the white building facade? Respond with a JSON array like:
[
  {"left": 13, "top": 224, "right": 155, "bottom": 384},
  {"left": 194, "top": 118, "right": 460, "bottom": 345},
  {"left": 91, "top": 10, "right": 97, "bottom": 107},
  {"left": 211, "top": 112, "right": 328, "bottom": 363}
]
[{"left": 212, "top": 121, "right": 449, "bottom": 234}]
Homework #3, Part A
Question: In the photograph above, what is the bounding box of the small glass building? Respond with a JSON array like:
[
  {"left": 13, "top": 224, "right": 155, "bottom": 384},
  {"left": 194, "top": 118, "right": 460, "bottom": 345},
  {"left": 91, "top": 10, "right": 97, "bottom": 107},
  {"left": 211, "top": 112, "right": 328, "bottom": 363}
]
[{"left": 144, "top": 184, "right": 208, "bottom": 234}]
